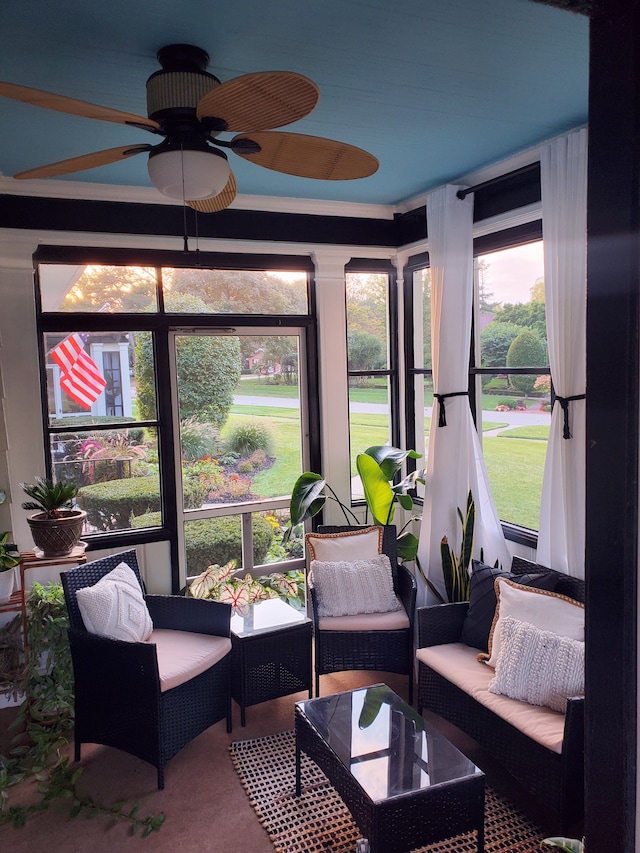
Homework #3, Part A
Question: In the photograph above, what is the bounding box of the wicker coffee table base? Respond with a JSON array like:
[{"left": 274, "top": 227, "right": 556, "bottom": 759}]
[{"left": 295, "top": 705, "right": 485, "bottom": 853}]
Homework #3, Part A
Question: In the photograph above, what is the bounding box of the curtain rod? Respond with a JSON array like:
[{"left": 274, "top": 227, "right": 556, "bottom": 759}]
[{"left": 456, "top": 161, "right": 540, "bottom": 199}]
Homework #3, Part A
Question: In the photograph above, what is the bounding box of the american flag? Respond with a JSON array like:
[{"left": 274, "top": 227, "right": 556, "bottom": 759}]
[{"left": 50, "top": 333, "right": 107, "bottom": 410}]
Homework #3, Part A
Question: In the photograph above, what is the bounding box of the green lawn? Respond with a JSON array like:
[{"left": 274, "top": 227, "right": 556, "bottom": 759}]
[
  {"left": 234, "top": 378, "right": 300, "bottom": 398},
  {"left": 221, "top": 412, "right": 301, "bottom": 497},
  {"left": 482, "top": 436, "right": 546, "bottom": 530},
  {"left": 234, "top": 377, "right": 395, "bottom": 407},
  {"left": 497, "top": 425, "right": 550, "bottom": 440},
  {"left": 224, "top": 401, "right": 547, "bottom": 528}
]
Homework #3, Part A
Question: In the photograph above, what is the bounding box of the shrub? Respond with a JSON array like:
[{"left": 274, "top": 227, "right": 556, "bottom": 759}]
[
  {"left": 78, "top": 475, "right": 206, "bottom": 531},
  {"left": 506, "top": 329, "right": 547, "bottom": 396},
  {"left": 180, "top": 515, "right": 274, "bottom": 574},
  {"left": 180, "top": 418, "right": 221, "bottom": 461},
  {"left": 496, "top": 397, "right": 518, "bottom": 409},
  {"left": 132, "top": 513, "right": 274, "bottom": 573},
  {"left": 226, "top": 422, "right": 273, "bottom": 457}
]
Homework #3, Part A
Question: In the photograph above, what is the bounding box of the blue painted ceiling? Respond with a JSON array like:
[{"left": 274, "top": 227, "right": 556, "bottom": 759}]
[{"left": 0, "top": 0, "right": 588, "bottom": 206}]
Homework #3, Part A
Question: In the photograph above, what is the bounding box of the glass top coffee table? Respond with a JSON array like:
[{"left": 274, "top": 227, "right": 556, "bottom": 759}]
[{"left": 295, "top": 683, "right": 485, "bottom": 853}]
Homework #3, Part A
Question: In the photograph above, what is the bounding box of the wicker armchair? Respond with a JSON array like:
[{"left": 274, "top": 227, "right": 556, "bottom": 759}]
[
  {"left": 61, "top": 549, "right": 232, "bottom": 789},
  {"left": 310, "top": 525, "right": 416, "bottom": 703}
]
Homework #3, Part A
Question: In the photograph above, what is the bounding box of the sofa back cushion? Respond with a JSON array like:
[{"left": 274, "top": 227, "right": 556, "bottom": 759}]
[
  {"left": 482, "top": 578, "right": 585, "bottom": 668},
  {"left": 460, "top": 560, "right": 559, "bottom": 652}
]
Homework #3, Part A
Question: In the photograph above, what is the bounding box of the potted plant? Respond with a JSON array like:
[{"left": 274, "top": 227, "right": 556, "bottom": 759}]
[
  {"left": 284, "top": 445, "right": 424, "bottom": 560},
  {"left": 0, "top": 530, "right": 20, "bottom": 602},
  {"left": 20, "top": 477, "right": 86, "bottom": 558},
  {"left": 540, "top": 839, "right": 584, "bottom": 852}
]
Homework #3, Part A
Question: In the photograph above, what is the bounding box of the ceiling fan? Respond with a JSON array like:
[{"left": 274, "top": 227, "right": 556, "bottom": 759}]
[{"left": 0, "top": 43, "right": 379, "bottom": 212}]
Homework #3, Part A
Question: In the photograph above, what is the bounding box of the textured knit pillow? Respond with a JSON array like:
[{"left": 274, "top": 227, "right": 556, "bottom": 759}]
[
  {"left": 460, "top": 560, "right": 559, "bottom": 651},
  {"left": 76, "top": 562, "right": 153, "bottom": 642},
  {"left": 482, "top": 577, "right": 584, "bottom": 668},
  {"left": 309, "top": 554, "right": 402, "bottom": 617},
  {"left": 305, "top": 526, "right": 383, "bottom": 562},
  {"left": 488, "top": 616, "right": 585, "bottom": 712}
]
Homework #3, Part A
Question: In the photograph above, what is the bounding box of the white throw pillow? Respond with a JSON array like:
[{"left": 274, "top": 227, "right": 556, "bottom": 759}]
[
  {"left": 305, "top": 526, "right": 383, "bottom": 562},
  {"left": 309, "top": 554, "right": 402, "bottom": 617},
  {"left": 481, "top": 577, "right": 584, "bottom": 668},
  {"left": 76, "top": 562, "right": 153, "bottom": 643},
  {"left": 488, "top": 616, "right": 585, "bottom": 713}
]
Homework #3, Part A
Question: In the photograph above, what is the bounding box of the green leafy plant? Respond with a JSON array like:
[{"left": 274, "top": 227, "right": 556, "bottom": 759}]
[
  {"left": 540, "top": 838, "right": 584, "bottom": 852},
  {"left": 20, "top": 477, "right": 79, "bottom": 519},
  {"left": 188, "top": 560, "right": 305, "bottom": 611},
  {"left": 419, "top": 490, "right": 476, "bottom": 604},
  {"left": 0, "top": 582, "right": 165, "bottom": 835},
  {"left": 225, "top": 421, "right": 274, "bottom": 457},
  {"left": 284, "top": 445, "right": 424, "bottom": 561},
  {"left": 0, "top": 531, "right": 19, "bottom": 572}
]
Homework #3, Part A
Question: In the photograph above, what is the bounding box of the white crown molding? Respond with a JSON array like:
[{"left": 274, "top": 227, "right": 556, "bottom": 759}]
[{"left": 0, "top": 176, "right": 394, "bottom": 220}]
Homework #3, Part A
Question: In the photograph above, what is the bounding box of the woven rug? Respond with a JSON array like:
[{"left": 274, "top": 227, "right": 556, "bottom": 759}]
[{"left": 229, "top": 730, "right": 544, "bottom": 853}]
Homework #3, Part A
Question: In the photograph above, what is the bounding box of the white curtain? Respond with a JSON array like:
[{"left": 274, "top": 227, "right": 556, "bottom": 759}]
[
  {"left": 417, "top": 185, "right": 510, "bottom": 604},
  {"left": 537, "top": 128, "right": 588, "bottom": 578}
]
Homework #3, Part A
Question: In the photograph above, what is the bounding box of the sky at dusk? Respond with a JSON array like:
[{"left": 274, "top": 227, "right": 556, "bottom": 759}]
[{"left": 480, "top": 240, "right": 544, "bottom": 305}]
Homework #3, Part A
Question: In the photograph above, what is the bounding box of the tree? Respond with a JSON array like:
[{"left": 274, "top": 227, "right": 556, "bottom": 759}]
[
  {"left": 506, "top": 329, "right": 547, "bottom": 397},
  {"left": 59, "top": 265, "right": 157, "bottom": 312},
  {"left": 135, "top": 293, "right": 241, "bottom": 427},
  {"left": 347, "top": 331, "right": 385, "bottom": 372},
  {"left": 346, "top": 273, "right": 387, "bottom": 340},
  {"left": 477, "top": 259, "right": 499, "bottom": 312},
  {"left": 165, "top": 268, "right": 307, "bottom": 314},
  {"left": 480, "top": 321, "right": 523, "bottom": 368},
  {"left": 530, "top": 277, "right": 545, "bottom": 303},
  {"left": 493, "top": 300, "right": 547, "bottom": 340}
]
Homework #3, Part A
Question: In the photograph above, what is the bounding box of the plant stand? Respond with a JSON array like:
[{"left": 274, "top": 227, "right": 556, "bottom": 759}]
[{"left": 0, "top": 548, "right": 87, "bottom": 700}]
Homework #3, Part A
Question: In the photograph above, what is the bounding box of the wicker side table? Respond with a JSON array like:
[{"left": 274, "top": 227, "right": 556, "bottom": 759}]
[{"left": 231, "top": 598, "right": 312, "bottom": 726}]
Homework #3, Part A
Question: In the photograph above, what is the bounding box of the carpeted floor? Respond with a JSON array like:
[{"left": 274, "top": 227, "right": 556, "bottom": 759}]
[{"left": 230, "top": 729, "right": 543, "bottom": 853}]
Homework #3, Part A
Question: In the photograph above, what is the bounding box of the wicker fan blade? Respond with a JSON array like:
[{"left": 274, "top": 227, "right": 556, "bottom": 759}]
[
  {"left": 196, "top": 71, "right": 319, "bottom": 132},
  {"left": 231, "top": 131, "right": 379, "bottom": 180},
  {"left": 187, "top": 172, "right": 237, "bottom": 213},
  {"left": 0, "top": 81, "right": 160, "bottom": 131},
  {"left": 13, "top": 145, "right": 152, "bottom": 180}
]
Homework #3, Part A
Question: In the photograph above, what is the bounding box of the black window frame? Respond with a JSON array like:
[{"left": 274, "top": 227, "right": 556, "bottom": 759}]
[
  {"left": 345, "top": 258, "right": 400, "bottom": 506},
  {"left": 33, "top": 245, "right": 319, "bottom": 574}
]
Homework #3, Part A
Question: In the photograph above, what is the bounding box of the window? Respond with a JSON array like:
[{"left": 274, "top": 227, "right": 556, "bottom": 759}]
[
  {"left": 472, "top": 240, "right": 549, "bottom": 531},
  {"left": 35, "top": 255, "right": 315, "bottom": 584},
  {"left": 345, "top": 267, "right": 398, "bottom": 502}
]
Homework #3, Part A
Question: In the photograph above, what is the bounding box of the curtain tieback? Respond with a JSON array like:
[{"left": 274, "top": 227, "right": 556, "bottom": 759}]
[
  {"left": 434, "top": 391, "right": 468, "bottom": 427},
  {"left": 554, "top": 393, "right": 586, "bottom": 439}
]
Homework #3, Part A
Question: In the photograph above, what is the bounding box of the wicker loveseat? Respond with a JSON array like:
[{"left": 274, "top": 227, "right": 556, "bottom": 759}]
[{"left": 416, "top": 556, "right": 585, "bottom": 834}]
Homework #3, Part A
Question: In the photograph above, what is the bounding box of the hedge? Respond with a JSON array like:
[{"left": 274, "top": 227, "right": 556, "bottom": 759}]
[
  {"left": 132, "top": 511, "right": 274, "bottom": 574},
  {"left": 77, "top": 475, "right": 206, "bottom": 531}
]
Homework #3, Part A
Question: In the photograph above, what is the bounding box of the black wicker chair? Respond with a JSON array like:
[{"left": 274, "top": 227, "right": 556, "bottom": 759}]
[
  {"left": 61, "top": 549, "right": 232, "bottom": 790},
  {"left": 309, "top": 525, "right": 417, "bottom": 703}
]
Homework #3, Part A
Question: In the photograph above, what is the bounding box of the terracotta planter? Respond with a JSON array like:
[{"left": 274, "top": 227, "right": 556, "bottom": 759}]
[
  {"left": 26, "top": 509, "right": 86, "bottom": 558},
  {"left": 0, "top": 568, "right": 14, "bottom": 603}
]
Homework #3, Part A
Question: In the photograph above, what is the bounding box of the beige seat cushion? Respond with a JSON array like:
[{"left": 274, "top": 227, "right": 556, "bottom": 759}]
[
  {"left": 416, "top": 642, "right": 567, "bottom": 754},
  {"left": 319, "top": 605, "right": 410, "bottom": 631},
  {"left": 150, "top": 629, "right": 231, "bottom": 693}
]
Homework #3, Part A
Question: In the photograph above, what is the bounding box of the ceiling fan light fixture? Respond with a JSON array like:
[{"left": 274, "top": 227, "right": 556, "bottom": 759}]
[{"left": 147, "top": 146, "right": 230, "bottom": 200}]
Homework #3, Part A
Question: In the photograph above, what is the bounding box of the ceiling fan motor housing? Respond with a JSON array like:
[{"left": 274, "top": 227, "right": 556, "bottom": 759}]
[{"left": 146, "top": 44, "right": 220, "bottom": 122}]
